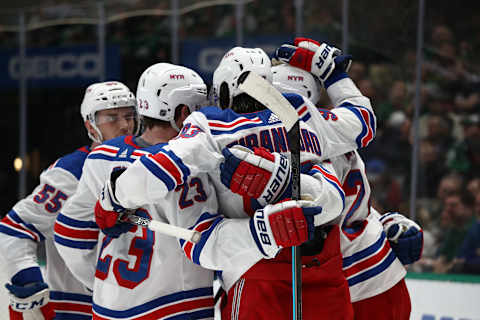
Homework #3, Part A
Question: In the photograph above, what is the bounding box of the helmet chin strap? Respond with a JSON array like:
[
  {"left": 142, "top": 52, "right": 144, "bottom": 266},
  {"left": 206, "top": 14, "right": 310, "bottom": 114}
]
[
  {"left": 88, "top": 121, "right": 104, "bottom": 144},
  {"left": 170, "top": 119, "right": 181, "bottom": 133}
]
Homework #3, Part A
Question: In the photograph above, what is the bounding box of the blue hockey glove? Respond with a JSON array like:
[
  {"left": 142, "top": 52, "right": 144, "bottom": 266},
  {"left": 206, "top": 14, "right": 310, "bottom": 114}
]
[
  {"left": 380, "top": 212, "right": 423, "bottom": 265},
  {"left": 6, "top": 267, "right": 55, "bottom": 319}
]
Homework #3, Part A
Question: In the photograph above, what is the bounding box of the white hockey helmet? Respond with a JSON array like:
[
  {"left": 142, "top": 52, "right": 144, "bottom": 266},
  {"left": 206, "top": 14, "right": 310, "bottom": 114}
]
[
  {"left": 136, "top": 63, "right": 207, "bottom": 132},
  {"left": 272, "top": 64, "right": 321, "bottom": 105},
  {"left": 80, "top": 81, "right": 138, "bottom": 143},
  {"left": 212, "top": 47, "right": 272, "bottom": 109}
]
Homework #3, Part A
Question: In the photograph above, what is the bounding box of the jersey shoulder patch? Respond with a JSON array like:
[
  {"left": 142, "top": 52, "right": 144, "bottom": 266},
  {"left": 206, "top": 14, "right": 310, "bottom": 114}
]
[{"left": 51, "top": 145, "right": 90, "bottom": 180}]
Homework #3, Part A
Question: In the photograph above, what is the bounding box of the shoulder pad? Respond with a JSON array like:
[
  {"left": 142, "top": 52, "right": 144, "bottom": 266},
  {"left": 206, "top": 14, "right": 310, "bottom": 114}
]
[
  {"left": 101, "top": 135, "right": 131, "bottom": 148},
  {"left": 199, "top": 106, "right": 262, "bottom": 123},
  {"left": 52, "top": 146, "right": 90, "bottom": 180},
  {"left": 282, "top": 93, "right": 305, "bottom": 109},
  {"left": 143, "top": 142, "right": 167, "bottom": 154}
]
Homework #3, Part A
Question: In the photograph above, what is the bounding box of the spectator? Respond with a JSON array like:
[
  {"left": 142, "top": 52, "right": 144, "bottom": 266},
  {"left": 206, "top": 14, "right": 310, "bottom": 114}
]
[
  {"left": 348, "top": 61, "right": 367, "bottom": 83},
  {"left": 455, "top": 193, "right": 480, "bottom": 274},
  {"left": 466, "top": 177, "right": 480, "bottom": 198},
  {"left": 363, "top": 115, "right": 411, "bottom": 178},
  {"left": 417, "top": 138, "right": 448, "bottom": 198},
  {"left": 432, "top": 192, "right": 475, "bottom": 274},
  {"left": 377, "top": 80, "right": 409, "bottom": 127},
  {"left": 437, "top": 173, "right": 464, "bottom": 201},
  {"left": 365, "top": 159, "right": 403, "bottom": 212},
  {"left": 447, "top": 114, "right": 480, "bottom": 175}
]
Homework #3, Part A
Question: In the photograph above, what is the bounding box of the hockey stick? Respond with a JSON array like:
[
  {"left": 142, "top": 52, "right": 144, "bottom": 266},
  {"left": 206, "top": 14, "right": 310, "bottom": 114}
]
[
  {"left": 127, "top": 215, "right": 201, "bottom": 244},
  {"left": 238, "top": 71, "right": 302, "bottom": 320}
]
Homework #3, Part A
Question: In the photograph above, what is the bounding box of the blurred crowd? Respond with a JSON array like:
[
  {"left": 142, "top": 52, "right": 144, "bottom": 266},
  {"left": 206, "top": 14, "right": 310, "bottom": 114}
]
[
  {"left": 348, "top": 22, "right": 480, "bottom": 275},
  {"left": 0, "top": 0, "right": 479, "bottom": 275}
]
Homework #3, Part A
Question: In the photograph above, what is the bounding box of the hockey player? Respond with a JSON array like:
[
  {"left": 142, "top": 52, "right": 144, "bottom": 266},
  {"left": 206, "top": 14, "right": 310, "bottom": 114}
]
[
  {"left": 54, "top": 63, "right": 220, "bottom": 319},
  {"left": 0, "top": 81, "right": 137, "bottom": 319},
  {"left": 270, "top": 38, "right": 424, "bottom": 319},
  {"left": 94, "top": 45, "right": 377, "bottom": 319}
]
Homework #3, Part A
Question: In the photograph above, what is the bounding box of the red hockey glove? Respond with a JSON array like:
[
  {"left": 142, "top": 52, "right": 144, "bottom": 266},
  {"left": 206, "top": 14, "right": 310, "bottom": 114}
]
[
  {"left": 221, "top": 146, "right": 291, "bottom": 206},
  {"left": 95, "top": 168, "right": 132, "bottom": 238},
  {"left": 274, "top": 37, "right": 352, "bottom": 88},
  {"left": 250, "top": 200, "right": 320, "bottom": 258}
]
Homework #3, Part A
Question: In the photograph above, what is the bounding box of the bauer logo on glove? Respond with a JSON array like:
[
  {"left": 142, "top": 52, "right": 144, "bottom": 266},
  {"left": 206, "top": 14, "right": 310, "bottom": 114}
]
[
  {"left": 249, "top": 200, "right": 321, "bottom": 258},
  {"left": 220, "top": 146, "right": 291, "bottom": 206}
]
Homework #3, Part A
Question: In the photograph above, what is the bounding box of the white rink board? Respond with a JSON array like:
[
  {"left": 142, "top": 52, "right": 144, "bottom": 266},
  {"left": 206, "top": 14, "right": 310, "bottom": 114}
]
[
  {"left": 0, "top": 269, "right": 479, "bottom": 319},
  {"left": 406, "top": 278, "right": 480, "bottom": 320}
]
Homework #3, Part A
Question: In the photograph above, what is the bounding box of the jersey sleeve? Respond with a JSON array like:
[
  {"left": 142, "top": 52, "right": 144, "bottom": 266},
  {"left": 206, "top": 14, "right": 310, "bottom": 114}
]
[
  {"left": 295, "top": 77, "right": 376, "bottom": 160},
  {"left": 53, "top": 158, "right": 101, "bottom": 290},
  {"left": 302, "top": 161, "right": 345, "bottom": 226},
  {"left": 0, "top": 167, "right": 78, "bottom": 280},
  {"left": 115, "top": 113, "right": 224, "bottom": 209},
  {"left": 178, "top": 212, "right": 264, "bottom": 286}
]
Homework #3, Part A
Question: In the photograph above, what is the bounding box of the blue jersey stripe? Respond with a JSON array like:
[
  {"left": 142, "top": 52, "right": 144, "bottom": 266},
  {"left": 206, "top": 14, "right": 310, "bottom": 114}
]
[
  {"left": 88, "top": 153, "right": 135, "bottom": 163},
  {"left": 166, "top": 308, "right": 214, "bottom": 320},
  {"left": 7, "top": 210, "right": 45, "bottom": 241},
  {"left": 92, "top": 287, "right": 213, "bottom": 318},
  {"left": 210, "top": 122, "right": 267, "bottom": 136},
  {"left": 140, "top": 156, "right": 176, "bottom": 191},
  {"left": 54, "top": 235, "right": 97, "bottom": 250},
  {"left": 310, "top": 167, "right": 346, "bottom": 211},
  {"left": 55, "top": 313, "right": 92, "bottom": 320},
  {"left": 50, "top": 291, "right": 92, "bottom": 303},
  {"left": 343, "top": 233, "right": 386, "bottom": 268},
  {"left": 161, "top": 149, "right": 191, "bottom": 181},
  {"left": 57, "top": 213, "right": 98, "bottom": 229},
  {"left": 339, "top": 103, "right": 376, "bottom": 148},
  {"left": 347, "top": 251, "right": 396, "bottom": 286},
  {"left": 0, "top": 225, "right": 36, "bottom": 240},
  {"left": 300, "top": 113, "right": 311, "bottom": 123},
  {"left": 192, "top": 216, "right": 223, "bottom": 265}
]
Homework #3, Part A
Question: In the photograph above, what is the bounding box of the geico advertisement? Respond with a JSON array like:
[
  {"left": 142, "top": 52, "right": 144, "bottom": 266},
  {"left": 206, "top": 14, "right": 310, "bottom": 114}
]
[
  {"left": 0, "top": 45, "right": 120, "bottom": 88},
  {"left": 406, "top": 278, "right": 480, "bottom": 320}
]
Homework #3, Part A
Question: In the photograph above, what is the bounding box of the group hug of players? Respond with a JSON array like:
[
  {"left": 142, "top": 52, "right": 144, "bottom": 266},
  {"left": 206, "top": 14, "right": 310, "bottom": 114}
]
[{"left": 0, "top": 37, "right": 423, "bottom": 319}]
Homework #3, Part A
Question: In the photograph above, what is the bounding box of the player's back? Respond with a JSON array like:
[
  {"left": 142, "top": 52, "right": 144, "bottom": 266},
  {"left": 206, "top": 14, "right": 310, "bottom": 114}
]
[
  {"left": 0, "top": 146, "right": 93, "bottom": 318},
  {"left": 186, "top": 95, "right": 341, "bottom": 217},
  {"left": 87, "top": 136, "right": 215, "bottom": 319},
  {"left": 328, "top": 151, "right": 406, "bottom": 302}
]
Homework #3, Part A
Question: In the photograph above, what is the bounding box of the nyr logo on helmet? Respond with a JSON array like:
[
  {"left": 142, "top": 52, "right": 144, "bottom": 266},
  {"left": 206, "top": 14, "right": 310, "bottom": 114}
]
[
  {"left": 170, "top": 74, "right": 185, "bottom": 80},
  {"left": 287, "top": 75, "right": 304, "bottom": 82}
]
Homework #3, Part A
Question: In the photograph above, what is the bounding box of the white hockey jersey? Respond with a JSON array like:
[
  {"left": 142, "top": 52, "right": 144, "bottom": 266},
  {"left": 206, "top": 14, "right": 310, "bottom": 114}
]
[
  {"left": 113, "top": 78, "right": 375, "bottom": 291},
  {"left": 327, "top": 151, "right": 406, "bottom": 302},
  {"left": 54, "top": 136, "right": 215, "bottom": 319},
  {"left": 0, "top": 146, "right": 93, "bottom": 319}
]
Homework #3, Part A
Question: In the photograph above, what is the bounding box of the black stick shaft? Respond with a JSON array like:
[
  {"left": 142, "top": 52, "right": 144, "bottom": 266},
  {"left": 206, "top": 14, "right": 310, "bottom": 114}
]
[{"left": 288, "top": 121, "right": 302, "bottom": 320}]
